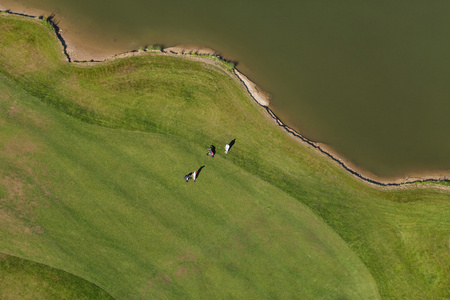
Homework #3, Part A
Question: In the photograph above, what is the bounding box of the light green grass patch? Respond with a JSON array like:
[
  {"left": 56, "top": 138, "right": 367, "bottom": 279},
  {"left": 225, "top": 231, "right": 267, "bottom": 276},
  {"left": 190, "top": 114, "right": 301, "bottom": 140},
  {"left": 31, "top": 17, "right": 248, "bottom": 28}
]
[{"left": 0, "top": 72, "right": 378, "bottom": 298}]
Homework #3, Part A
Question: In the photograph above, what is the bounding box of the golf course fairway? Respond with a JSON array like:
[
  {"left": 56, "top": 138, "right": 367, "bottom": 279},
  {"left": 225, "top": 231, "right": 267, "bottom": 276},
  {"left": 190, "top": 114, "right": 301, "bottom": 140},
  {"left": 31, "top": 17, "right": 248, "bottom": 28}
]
[{"left": 0, "top": 14, "right": 449, "bottom": 299}]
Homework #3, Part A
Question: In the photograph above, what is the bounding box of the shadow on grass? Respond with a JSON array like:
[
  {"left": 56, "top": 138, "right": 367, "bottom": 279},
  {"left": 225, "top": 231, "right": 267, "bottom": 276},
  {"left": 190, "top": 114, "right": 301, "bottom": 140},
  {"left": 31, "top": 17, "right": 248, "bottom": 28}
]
[
  {"left": 228, "top": 139, "right": 236, "bottom": 151},
  {"left": 196, "top": 165, "right": 205, "bottom": 180}
]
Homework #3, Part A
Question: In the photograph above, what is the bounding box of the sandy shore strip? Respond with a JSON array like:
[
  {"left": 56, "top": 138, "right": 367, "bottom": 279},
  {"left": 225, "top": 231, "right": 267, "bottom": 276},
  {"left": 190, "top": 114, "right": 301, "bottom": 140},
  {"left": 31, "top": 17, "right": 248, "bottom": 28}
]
[
  {"left": 234, "top": 70, "right": 270, "bottom": 107},
  {"left": 1, "top": 9, "right": 449, "bottom": 187}
]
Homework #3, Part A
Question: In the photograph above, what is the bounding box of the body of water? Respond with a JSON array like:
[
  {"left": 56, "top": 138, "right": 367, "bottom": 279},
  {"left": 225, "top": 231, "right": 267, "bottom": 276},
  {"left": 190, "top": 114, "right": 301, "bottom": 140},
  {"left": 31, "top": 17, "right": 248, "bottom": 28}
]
[{"left": 2, "top": 0, "right": 450, "bottom": 180}]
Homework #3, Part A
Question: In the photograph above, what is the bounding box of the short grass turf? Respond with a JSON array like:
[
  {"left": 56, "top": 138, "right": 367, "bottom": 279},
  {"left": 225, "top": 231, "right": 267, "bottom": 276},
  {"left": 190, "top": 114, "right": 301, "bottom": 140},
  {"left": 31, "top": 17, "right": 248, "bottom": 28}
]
[
  {"left": 0, "top": 253, "right": 113, "bottom": 299},
  {"left": 0, "top": 13, "right": 449, "bottom": 299}
]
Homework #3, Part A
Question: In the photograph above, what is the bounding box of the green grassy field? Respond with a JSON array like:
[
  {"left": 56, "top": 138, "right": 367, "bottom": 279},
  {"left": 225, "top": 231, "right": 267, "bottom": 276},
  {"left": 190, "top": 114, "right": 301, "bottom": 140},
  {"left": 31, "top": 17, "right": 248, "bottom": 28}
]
[{"left": 0, "top": 13, "right": 449, "bottom": 299}]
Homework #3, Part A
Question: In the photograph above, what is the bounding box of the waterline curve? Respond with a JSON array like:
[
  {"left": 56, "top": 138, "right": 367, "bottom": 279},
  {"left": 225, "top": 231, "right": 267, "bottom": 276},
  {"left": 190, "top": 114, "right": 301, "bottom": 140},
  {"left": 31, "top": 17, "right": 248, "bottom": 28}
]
[{"left": 1, "top": 9, "right": 448, "bottom": 187}]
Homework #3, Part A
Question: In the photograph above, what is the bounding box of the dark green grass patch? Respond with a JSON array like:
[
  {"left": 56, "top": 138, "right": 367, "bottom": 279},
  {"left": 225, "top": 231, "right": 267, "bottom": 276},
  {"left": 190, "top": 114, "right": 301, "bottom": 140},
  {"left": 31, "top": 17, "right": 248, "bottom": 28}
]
[{"left": 0, "top": 253, "right": 113, "bottom": 300}]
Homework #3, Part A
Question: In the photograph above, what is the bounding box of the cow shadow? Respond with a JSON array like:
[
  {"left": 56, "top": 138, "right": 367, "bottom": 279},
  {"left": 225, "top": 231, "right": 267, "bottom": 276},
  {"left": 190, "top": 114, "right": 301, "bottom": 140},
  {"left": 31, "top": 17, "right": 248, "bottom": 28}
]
[
  {"left": 228, "top": 139, "right": 236, "bottom": 151},
  {"left": 196, "top": 165, "right": 205, "bottom": 179}
]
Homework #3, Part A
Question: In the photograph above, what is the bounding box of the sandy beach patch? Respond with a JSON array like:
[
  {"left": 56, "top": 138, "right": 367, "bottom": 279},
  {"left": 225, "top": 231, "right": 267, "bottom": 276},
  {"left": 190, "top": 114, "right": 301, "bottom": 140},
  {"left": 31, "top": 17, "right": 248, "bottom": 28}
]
[{"left": 234, "top": 69, "right": 270, "bottom": 106}]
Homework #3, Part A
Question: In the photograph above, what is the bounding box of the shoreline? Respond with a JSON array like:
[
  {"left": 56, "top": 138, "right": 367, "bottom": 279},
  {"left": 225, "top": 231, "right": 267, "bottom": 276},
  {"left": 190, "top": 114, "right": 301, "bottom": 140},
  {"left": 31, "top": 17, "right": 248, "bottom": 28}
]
[{"left": 1, "top": 9, "right": 449, "bottom": 187}]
